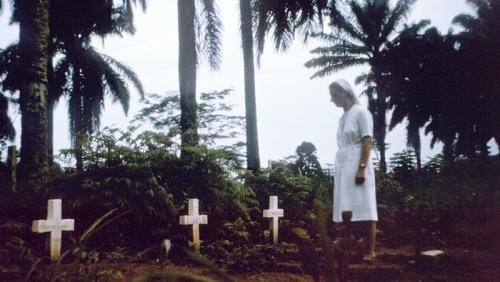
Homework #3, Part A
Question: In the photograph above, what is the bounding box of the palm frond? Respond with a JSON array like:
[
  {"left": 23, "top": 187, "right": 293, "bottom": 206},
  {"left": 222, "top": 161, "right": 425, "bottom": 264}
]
[
  {"left": 68, "top": 71, "right": 82, "bottom": 140},
  {"left": 273, "top": 21, "right": 295, "bottom": 53},
  {"left": 50, "top": 57, "right": 71, "bottom": 103},
  {"left": 360, "top": 84, "right": 376, "bottom": 96},
  {"left": 130, "top": 0, "right": 147, "bottom": 12},
  {"left": 379, "top": 0, "right": 417, "bottom": 44},
  {"left": 366, "top": 90, "right": 377, "bottom": 113},
  {"left": 0, "top": 93, "right": 15, "bottom": 141},
  {"left": 253, "top": 2, "right": 294, "bottom": 57},
  {"left": 452, "top": 14, "right": 477, "bottom": 30},
  {"left": 102, "top": 67, "right": 130, "bottom": 115},
  {"left": 389, "top": 104, "right": 407, "bottom": 130},
  {"left": 80, "top": 64, "right": 106, "bottom": 132},
  {"left": 409, "top": 19, "right": 431, "bottom": 33},
  {"left": 253, "top": 0, "right": 270, "bottom": 63},
  {"left": 309, "top": 43, "right": 369, "bottom": 56},
  {"left": 465, "top": 0, "right": 490, "bottom": 11},
  {"left": 268, "top": 2, "right": 295, "bottom": 53},
  {"left": 115, "top": 0, "right": 149, "bottom": 35},
  {"left": 197, "top": 0, "right": 223, "bottom": 70},
  {"left": 254, "top": 0, "right": 331, "bottom": 63},
  {"left": 355, "top": 72, "right": 374, "bottom": 85},
  {"left": 311, "top": 31, "right": 364, "bottom": 47},
  {"left": 0, "top": 44, "right": 23, "bottom": 92},
  {"left": 406, "top": 116, "right": 421, "bottom": 150},
  {"left": 305, "top": 56, "right": 368, "bottom": 78},
  {"left": 100, "top": 53, "right": 144, "bottom": 98},
  {"left": 82, "top": 47, "right": 131, "bottom": 116},
  {"left": 348, "top": 0, "right": 371, "bottom": 36},
  {"left": 425, "top": 119, "right": 440, "bottom": 148},
  {"left": 328, "top": 2, "right": 364, "bottom": 42},
  {"left": 295, "top": 0, "right": 328, "bottom": 44},
  {"left": 296, "top": 0, "right": 329, "bottom": 28}
]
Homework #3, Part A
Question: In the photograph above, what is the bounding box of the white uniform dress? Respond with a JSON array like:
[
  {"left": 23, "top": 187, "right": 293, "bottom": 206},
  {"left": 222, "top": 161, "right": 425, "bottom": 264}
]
[{"left": 333, "top": 104, "right": 378, "bottom": 222}]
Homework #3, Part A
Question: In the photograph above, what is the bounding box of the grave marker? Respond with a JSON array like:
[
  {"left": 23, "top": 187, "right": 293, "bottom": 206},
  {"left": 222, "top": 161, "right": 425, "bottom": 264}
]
[
  {"left": 179, "top": 199, "right": 207, "bottom": 252},
  {"left": 32, "top": 199, "right": 75, "bottom": 261},
  {"left": 263, "top": 195, "right": 284, "bottom": 244}
]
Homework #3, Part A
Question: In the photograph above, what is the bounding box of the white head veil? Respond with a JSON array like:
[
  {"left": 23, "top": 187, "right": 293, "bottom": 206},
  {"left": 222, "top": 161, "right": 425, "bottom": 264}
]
[{"left": 329, "top": 79, "right": 361, "bottom": 105}]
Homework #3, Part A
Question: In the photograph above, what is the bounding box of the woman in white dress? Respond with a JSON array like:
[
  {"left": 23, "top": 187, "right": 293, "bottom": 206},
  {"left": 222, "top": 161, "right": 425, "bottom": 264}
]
[{"left": 329, "top": 79, "right": 378, "bottom": 258}]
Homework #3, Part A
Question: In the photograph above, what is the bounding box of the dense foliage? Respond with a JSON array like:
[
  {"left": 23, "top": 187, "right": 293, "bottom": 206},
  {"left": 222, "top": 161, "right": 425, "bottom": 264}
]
[{"left": 0, "top": 0, "right": 498, "bottom": 280}]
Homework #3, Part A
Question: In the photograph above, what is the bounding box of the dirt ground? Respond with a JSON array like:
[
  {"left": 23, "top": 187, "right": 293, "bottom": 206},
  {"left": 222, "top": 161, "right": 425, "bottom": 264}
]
[
  {"left": 117, "top": 244, "right": 499, "bottom": 282},
  {"left": 31, "top": 207, "right": 499, "bottom": 281},
  {"left": 119, "top": 207, "right": 500, "bottom": 281}
]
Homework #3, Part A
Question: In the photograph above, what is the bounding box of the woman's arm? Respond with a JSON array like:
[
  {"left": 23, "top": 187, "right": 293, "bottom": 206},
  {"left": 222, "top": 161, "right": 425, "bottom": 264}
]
[{"left": 355, "top": 136, "right": 373, "bottom": 185}]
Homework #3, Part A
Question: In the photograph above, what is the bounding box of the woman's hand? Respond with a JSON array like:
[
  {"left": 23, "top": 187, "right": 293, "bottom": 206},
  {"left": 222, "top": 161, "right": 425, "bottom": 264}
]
[{"left": 355, "top": 168, "right": 366, "bottom": 185}]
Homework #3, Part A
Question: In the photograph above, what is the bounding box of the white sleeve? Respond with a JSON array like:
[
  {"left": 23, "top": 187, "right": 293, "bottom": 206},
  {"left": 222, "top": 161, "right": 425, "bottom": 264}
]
[{"left": 357, "top": 108, "right": 373, "bottom": 138}]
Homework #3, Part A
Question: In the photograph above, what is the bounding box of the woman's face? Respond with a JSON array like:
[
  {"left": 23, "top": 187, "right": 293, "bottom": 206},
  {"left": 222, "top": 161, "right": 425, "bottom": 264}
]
[{"left": 330, "top": 91, "right": 348, "bottom": 108}]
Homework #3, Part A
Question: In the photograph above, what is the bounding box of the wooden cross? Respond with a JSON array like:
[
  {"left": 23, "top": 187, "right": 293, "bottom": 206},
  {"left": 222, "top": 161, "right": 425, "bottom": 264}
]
[
  {"left": 32, "top": 199, "right": 75, "bottom": 261},
  {"left": 333, "top": 211, "right": 366, "bottom": 282},
  {"left": 263, "top": 195, "right": 284, "bottom": 244},
  {"left": 179, "top": 199, "right": 207, "bottom": 252}
]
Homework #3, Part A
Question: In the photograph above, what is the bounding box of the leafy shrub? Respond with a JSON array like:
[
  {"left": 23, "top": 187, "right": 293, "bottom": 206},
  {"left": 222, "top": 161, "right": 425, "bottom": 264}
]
[
  {"left": 0, "top": 218, "right": 38, "bottom": 281},
  {"left": 50, "top": 127, "right": 253, "bottom": 252}
]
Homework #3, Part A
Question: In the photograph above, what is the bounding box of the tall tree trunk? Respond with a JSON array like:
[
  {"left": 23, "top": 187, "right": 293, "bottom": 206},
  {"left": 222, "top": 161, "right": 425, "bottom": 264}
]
[
  {"left": 47, "top": 54, "right": 55, "bottom": 165},
  {"left": 415, "top": 138, "right": 422, "bottom": 172},
  {"left": 178, "top": 0, "right": 198, "bottom": 157},
  {"left": 372, "top": 59, "right": 387, "bottom": 172},
  {"left": 373, "top": 84, "right": 387, "bottom": 173},
  {"left": 46, "top": 98, "right": 55, "bottom": 165},
  {"left": 18, "top": 0, "right": 50, "bottom": 185},
  {"left": 408, "top": 120, "right": 422, "bottom": 171},
  {"left": 411, "top": 134, "right": 422, "bottom": 172},
  {"left": 443, "top": 134, "right": 454, "bottom": 166},
  {"left": 71, "top": 66, "right": 84, "bottom": 172},
  {"left": 240, "top": 0, "right": 260, "bottom": 171}
]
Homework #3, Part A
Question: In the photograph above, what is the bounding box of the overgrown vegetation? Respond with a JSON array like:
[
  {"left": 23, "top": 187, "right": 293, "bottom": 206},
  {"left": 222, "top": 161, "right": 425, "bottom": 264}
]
[
  {"left": 0, "top": 89, "right": 498, "bottom": 281},
  {"left": 0, "top": 0, "right": 498, "bottom": 280},
  {"left": 1, "top": 131, "right": 498, "bottom": 280}
]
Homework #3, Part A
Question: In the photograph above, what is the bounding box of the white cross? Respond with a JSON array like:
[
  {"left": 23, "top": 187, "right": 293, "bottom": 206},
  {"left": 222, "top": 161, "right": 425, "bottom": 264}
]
[
  {"left": 263, "top": 195, "right": 284, "bottom": 244},
  {"left": 32, "top": 199, "right": 75, "bottom": 261},
  {"left": 179, "top": 199, "right": 207, "bottom": 252}
]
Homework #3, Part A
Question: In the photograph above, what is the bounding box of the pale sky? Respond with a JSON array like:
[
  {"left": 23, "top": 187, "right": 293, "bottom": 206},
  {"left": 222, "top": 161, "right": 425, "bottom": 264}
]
[{"left": 1, "top": 0, "right": 496, "bottom": 167}]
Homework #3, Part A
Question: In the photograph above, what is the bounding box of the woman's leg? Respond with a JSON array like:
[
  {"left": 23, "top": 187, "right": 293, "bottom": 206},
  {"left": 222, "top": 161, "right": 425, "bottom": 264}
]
[
  {"left": 368, "top": 221, "right": 376, "bottom": 257},
  {"left": 342, "top": 220, "right": 376, "bottom": 257}
]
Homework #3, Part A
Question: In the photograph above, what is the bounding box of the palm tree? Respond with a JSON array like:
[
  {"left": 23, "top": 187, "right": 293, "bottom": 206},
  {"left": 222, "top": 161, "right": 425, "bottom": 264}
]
[
  {"left": 0, "top": 93, "right": 15, "bottom": 148},
  {"left": 239, "top": 0, "right": 260, "bottom": 171},
  {"left": 14, "top": 0, "right": 50, "bottom": 183},
  {"left": 178, "top": 0, "right": 198, "bottom": 156},
  {"left": 46, "top": 0, "right": 119, "bottom": 163},
  {"left": 177, "top": 0, "right": 222, "bottom": 157},
  {"left": 52, "top": 45, "right": 144, "bottom": 171},
  {"left": 1, "top": 1, "right": 145, "bottom": 172},
  {"left": 452, "top": 0, "right": 500, "bottom": 155},
  {"left": 253, "top": 0, "right": 331, "bottom": 62},
  {"left": 383, "top": 15, "right": 499, "bottom": 164},
  {"left": 452, "top": 0, "right": 499, "bottom": 44},
  {"left": 0, "top": 45, "right": 20, "bottom": 150},
  {"left": 305, "top": 0, "right": 416, "bottom": 171},
  {"left": 384, "top": 26, "right": 483, "bottom": 164},
  {"left": 245, "top": 0, "right": 334, "bottom": 170},
  {"left": 46, "top": 0, "right": 146, "bottom": 169},
  {"left": 383, "top": 22, "right": 440, "bottom": 170}
]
